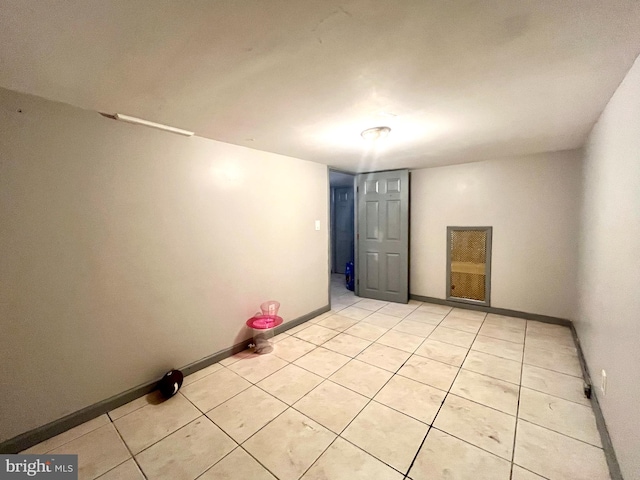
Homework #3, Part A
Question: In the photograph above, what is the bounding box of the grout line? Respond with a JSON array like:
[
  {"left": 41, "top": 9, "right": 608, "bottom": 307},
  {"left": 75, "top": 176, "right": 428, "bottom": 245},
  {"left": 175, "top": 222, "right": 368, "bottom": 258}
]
[
  {"left": 109, "top": 419, "right": 149, "bottom": 480},
  {"left": 509, "top": 321, "right": 527, "bottom": 480},
  {"left": 193, "top": 446, "right": 240, "bottom": 479},
  {"left": 402, "top": 310, "right": 488, "bottom": 479},
  {"left": 516, "top": 418, "right": 605, "bottom": 450},
  {"left": 294, "top": 305, "right": 439, "bottom": 478},
  {"left": 517, "top": 384, "right": 591, "bottom": 407}
]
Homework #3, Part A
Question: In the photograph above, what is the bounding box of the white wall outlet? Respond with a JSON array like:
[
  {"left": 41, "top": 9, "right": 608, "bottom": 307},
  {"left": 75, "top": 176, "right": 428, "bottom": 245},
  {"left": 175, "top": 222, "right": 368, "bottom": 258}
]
[
  {"left": 601, "top": 369, "right": 607, "bottom": 395},
  {"left": 315, "top": 220, "right": 321, "bottom": 231}
]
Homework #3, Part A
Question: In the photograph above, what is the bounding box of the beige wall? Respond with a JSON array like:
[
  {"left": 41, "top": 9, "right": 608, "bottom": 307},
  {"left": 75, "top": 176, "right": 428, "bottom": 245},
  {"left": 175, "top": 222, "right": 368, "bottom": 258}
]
[
  {"left": 0, "top": 88, "right": 329, "bottom": 442},
  {"left": 577, "top": 56, "right": 640, "bottom": 479},
  {"left": 410, "top": 151, "right": 582, "bottom": 319}
]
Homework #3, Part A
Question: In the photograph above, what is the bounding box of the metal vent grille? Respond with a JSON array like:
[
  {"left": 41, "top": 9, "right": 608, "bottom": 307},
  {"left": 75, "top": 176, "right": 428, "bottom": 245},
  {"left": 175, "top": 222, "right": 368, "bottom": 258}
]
[{"left": 449, "top": 229, "right": 488, "bottom": 302}]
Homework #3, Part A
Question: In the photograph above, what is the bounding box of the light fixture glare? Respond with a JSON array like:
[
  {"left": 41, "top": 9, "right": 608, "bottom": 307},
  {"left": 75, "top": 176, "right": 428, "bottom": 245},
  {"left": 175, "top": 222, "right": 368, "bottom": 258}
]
[{"left": 361, "top": 126, "right": 391, "bottom": 141}]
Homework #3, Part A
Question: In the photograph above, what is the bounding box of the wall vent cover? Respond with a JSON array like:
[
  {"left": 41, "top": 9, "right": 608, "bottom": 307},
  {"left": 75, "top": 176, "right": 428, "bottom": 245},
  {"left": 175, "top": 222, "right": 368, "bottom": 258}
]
[{"left": 446, "top": 227, "right": 492, "bottom": 305}]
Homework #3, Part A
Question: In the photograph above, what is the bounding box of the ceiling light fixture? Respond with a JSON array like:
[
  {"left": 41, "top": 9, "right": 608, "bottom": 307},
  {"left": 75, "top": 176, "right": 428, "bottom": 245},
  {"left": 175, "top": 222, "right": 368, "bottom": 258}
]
[
  {"left": 114, "top": 113, "right": 194, "bottom": 137},
  {"left": 361, "top": 126, "right": 391, "bottom": 141}
]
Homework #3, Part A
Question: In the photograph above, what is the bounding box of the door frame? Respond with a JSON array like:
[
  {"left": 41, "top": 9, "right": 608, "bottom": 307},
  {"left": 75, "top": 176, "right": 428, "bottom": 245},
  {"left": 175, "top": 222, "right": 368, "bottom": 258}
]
[{"left": 327, "top": 168, "right": 357, "bottom": 302}]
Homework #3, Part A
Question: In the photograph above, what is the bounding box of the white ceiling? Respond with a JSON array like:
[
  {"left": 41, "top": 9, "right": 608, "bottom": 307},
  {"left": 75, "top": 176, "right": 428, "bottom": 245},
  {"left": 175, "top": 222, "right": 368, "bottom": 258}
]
[{"left": 1, "top": 1, "right": 639, "bottom": 172}]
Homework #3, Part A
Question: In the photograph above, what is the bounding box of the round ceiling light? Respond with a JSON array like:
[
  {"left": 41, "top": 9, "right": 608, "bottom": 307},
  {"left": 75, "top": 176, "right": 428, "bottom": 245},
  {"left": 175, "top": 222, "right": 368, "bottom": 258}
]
[{"left": 361, "top": 126, "right": 391, "bottom": 141}]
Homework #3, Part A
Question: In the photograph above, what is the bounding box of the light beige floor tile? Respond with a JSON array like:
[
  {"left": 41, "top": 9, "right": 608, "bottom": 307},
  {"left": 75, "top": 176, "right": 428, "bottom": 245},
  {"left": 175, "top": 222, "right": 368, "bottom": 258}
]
[
  {"left": 243, "top": 409, "right": 336, "bottom": 480},
  {"left": 362, "top": 312, "right": 403, "bottom": 329},
  {"left": 49, "top": 424, "right": 131, "bottom": 480},
  {"left": 511, "top": 465, "right": 546, "bottom": 480},
  {"left": 199, "top": 447, "right": 276, "bottom": 480},
  {"left": 294, "top": 380, "right": 369, "bottom": 433},
  {"left": 219, "top": 349, "right": 257, "bottom": 366},
  {"left": 526, "top": 321, "right": 573, "bottom": 338},
  {"left": 331, "top": 301, "right": 354, "bottom": 312},
  {"left": 398, "top": 355, "right": 459, "bottom": 391},
  {"left": 257, "top": 364, "right": 323, "bottom": 405},
  {"left": 136, "top": 417, "right": 235, "bottom": 480},
  {"left": 524, "top": 345, "right": 582, "bottom": 377},
  {"left": 417, "top": 303, "right": 452, "bottom": 315},
  {"left": 375, "top": 329, "right": 424, "bottom": 353},
  {"left": 525, "top": 328, "right": 575, "bottom": 346},
  {"left": 302, "top": 437, "right": 403, "bottom": 480},
  {"left": 207, "top": 386, "right": 287, "bottom": 443},
  {"left": 310, "top": 310, "right": 336, "bottom": 323},
  {"left": 107, "top": 392, "right": 165, "bottom": 422},
  {"left": 344, "top": 322, "right": 388, "bottom": 341},
  {"left": 294, "top": 347, "right": 351, "bottom": 377},
  {"left": 181, "top": 368, "right": 251, "bottom": 412},
  {"left": 293, "top": 324, "right": 340, "bottom": 345},
  {"left": 514, "top": 419, "right": 610, "bottom": 480},
  {"left": 340, "top": 306, "right": 374, "bottom": 320},
  {"left": 451, "top": 369, "right": 520, "bottom": 415},
  {"left": 478, "top": 323, "right": 525, "bottom": 344},
  {"left": 356, "top": 343, "right": 412, "bottom": 372},
  {"left": 317, "top": 314, "right": 359, "bottom": 332},
  {"left": 440, "top": 316, "right": 484, "bottom": 333},
  {"left": 342, "top": 401, "right": 428, "bottom": 472},
  {"left": 353, "top": 298, "right": 389, "bottom": 311},
  {"left": 462, "top": 350, "right": 522, "bottom": 385},
  {"left": 434, "top": 394, "right": 516, "bottom": 460},
  {"left": 392, "top": 320, "right": 436, "bottom": 338},
  {"left": 96, "top": 459, "right": 145, "bottom": 480},
  {"left": 22, "top": 414, "right": 110, "bottom": 454},
  {"left": 409, "top": 428, "right": 511, "bottom": 480},
  {"left": 414, "top": 339, "right": 469, "bottom": 366},
  {"left": 472, "top": 334, "right": 524, "bottom": 362},
  {"left": 272, "top": 335, "right": 317, "bottom": 362},
  {"left": 405, "top": 310, "right": 446, "bottom": 325},
  {"left": 287, "top": 322, "right": 313, "bottom": 335},
  {"left": 484, "top": 314, "right": 527, "bottom": 331},
  {"left": 377, "top": 302, "right": 419, "bottom": 318},
  {"left": 521, "top": 364, "right": 590, "bottom": 406},
  {"left": 450, "top": 308, "right": 487, "bottom": 321},
  {"left": 182, "top": 362, "right": 224, "bottom": 386},
  {"left": 518, "top": 388, "right": 601, "bottom": 446},
  {"left": 408, "top": 299, "right": 423, "bottom": 306},
  {"left": 374, "top": 375, "right": 446, "bottom": 424},
  {"left": 429, "top": 326, "right": 476, "bottom": 348},
  {"left": 322, "top": 333, "right": 372, "bottom": 357},
  {"left": 525, "top": 330, "right": 577, "bottom": 356},
  {"left": 273, "top": 332, "right": 292, "bottom": 342},
  {"left": 227, "top": 353, "right": 288, "bottom": 383},
  {"left": 329, "top": 359, "right": 394, "bottom": 397},
  {"left": 113, "top": 393, "right": 201, "bottom": 454}
]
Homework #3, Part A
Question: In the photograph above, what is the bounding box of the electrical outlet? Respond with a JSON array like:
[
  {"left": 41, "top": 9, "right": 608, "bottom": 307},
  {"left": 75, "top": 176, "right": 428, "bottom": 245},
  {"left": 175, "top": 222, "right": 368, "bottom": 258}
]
[
  {"left": 315, "top": 220, "right": 321, "bottom": 231},
  {"left": 601, "top": 369, "right": 607, "bottom": 395}
]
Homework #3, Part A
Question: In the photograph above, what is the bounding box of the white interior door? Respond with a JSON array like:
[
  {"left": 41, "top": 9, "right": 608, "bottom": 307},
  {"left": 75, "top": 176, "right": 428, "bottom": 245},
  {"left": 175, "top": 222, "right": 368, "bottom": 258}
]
[{"left": 356, "top": 169, "right": 409, "bottom": 303}]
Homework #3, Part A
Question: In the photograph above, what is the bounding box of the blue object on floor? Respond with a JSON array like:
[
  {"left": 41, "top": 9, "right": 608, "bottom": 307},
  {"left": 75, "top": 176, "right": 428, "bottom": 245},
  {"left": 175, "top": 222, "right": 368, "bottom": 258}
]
[{"left": 345, "top": 261, "right": 355, "bottom": 291}]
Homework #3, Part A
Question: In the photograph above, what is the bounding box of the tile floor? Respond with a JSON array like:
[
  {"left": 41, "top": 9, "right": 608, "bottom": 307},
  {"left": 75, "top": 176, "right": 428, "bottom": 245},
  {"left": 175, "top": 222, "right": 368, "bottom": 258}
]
[{"left": 21, "top": 275, "right": 611, "bottom": 480}]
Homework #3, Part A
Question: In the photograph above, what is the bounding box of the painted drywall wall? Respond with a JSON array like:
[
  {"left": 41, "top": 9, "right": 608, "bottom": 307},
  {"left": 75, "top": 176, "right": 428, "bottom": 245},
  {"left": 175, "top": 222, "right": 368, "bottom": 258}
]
[
  {"left": 410, "top": 150, "right": 581, "bottom": 319},
  {"left": 0, "top": 88, "right": 329, "bottom": 442},
  {"left": 576, "top": 55, "right": 640, "bottom": 480}
]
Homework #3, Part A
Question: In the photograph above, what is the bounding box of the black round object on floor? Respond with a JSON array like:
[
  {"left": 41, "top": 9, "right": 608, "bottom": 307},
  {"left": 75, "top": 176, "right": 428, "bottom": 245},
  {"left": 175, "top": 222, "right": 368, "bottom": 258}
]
[{"left": 158, "top": 369, "right": 184, "bottom": 398}]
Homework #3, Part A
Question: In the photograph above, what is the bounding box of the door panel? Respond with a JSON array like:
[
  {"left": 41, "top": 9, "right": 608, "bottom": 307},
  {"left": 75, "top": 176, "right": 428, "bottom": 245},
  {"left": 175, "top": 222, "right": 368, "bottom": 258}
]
[
  {"left": 365, "top": 252, "right": 380, "bottom": 290},
  {"left": 386, "top": 254, "right": 401, "bottom": 293},
  {"left": 387, "top": 200, "right": 401, "bottom": 240},
  {"left": 357, "top": 169, "right": 409, "bottom": 303},
  {"left": 366, "top": 201, "right": 380, "bottom": 239}
]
